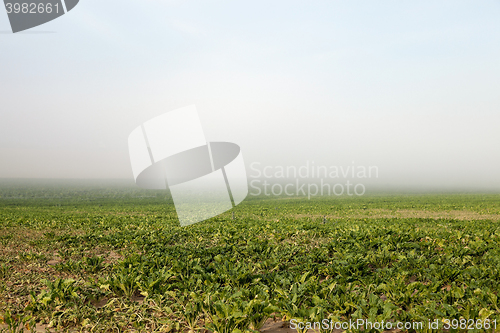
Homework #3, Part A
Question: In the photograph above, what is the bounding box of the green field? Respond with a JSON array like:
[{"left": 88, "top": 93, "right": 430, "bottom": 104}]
[{"left": 1, "top": 181, "right": 500, "bottom": 332}]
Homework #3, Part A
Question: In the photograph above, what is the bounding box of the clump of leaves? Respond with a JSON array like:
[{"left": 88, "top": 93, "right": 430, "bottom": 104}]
[
  {"left": 0, "top": 310, "right": 36, "bottom": 333},
  {"left": 27, "top": 278, "right": 81, "bottom": 312},
  {"left": 84, "top": 256, "right": 105, "bottom": 273},
  {"left": 0, "top": 263, "right": 11, "bottom": 279},
  {"left": 202, "top": 291, "right": 249, "bottom": 333}
]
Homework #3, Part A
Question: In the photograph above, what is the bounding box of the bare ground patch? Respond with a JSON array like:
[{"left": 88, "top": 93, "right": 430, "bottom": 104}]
[{"left": 287, "top": 209, "right": 500, "bottom": 221}]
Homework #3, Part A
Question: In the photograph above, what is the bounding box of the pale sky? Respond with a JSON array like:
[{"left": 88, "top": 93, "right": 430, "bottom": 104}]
[{"left": 1, "top": 0, "right": 499, "bottom": 190}]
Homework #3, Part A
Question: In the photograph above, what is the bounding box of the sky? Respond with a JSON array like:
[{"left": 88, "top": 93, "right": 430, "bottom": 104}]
[{"left": 0, "top": 0, "right": 499, "bottom": 190}]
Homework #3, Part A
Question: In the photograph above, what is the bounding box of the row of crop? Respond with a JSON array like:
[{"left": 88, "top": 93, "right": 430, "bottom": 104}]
[{"left": 22, "top": 250, "right": 500, "bottom": 332}]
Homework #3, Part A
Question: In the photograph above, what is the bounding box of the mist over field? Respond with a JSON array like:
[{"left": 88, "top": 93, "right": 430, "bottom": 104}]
[
  {"left": 1, "top": 0, "right": 500, "bottom": 191},
  {"left": 3, "top": 3, "right": 500, "bottom": 331}
]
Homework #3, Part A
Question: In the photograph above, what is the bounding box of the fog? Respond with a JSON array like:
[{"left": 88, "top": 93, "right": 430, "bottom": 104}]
[{"left": 1, "top": 0, "right": 499, "bottom": 191}]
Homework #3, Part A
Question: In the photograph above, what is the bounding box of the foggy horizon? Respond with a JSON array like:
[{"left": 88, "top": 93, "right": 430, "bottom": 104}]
[{"left": 1, "top": 1, "right": 499, "bottom": 191}]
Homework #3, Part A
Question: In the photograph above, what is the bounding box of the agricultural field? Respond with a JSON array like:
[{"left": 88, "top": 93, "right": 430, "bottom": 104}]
[{"left": 0, "top": 180, "right": 500, "bottom": 332}]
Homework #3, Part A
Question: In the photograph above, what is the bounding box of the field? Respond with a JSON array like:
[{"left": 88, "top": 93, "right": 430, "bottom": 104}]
[{"left": 1, "top": 180, "right": 500, "bottom": 332}]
